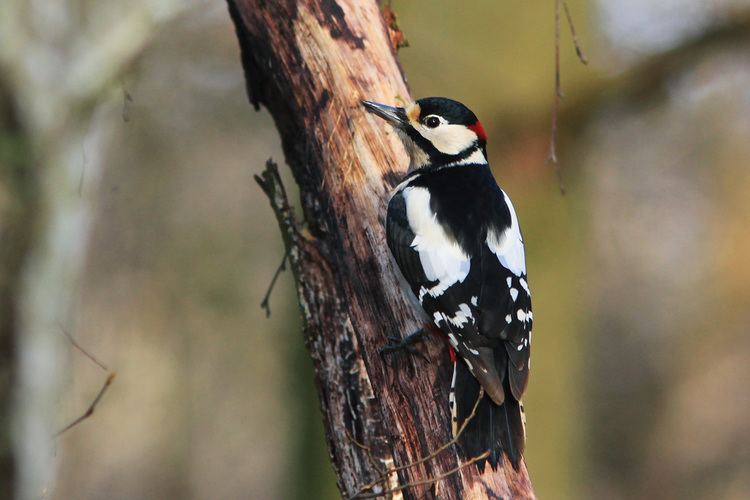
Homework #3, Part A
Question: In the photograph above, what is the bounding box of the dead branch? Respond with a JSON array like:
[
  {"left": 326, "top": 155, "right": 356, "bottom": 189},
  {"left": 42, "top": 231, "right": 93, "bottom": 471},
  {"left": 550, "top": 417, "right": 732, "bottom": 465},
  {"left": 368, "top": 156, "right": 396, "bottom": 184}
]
[
  {"left": 54, "top": 327, "right": 116, "bottom": 438},
  {"left": 259, "top": 250, "right": 289, "bottom": 318},
  {"left": 548, "top": 0, "right": 588, "bottom": 194},
  {"left": 54, "top": 373, "right": 116, "bottom": 438},
  {"left": 59, "top": 325, "right": 109, "bottom": 371}
]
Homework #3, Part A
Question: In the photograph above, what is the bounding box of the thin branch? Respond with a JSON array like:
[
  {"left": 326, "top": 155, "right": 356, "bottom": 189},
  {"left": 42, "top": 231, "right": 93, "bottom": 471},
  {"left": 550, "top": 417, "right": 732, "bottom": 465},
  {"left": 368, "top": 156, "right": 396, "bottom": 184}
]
[
  {"left": 346, "top": 430, "right": 387, "bottom": 478},
  {"left": 260, "top": 249, "right": 289, "bottom": 317},
  {"left": 78, "top": 144, "right": 87, "bottom": 197},
  {"left": 351, "top": 387, "right": 485, "bottom": 499},
  {"left": 547, "top": 0, "right": 566, "bottom": 194},
  {"left": 351, "top": 450, "right": 491, "bottom": 499},
  {"left": 548, "top": 0, "right": 589, "bottom": 194},
  {"left": 122, "top": 87, "right": 134, "bottom": 123},
  {"left": 55, "top": 326, "right": 116, "bottom": 438},
  {"left": 563, "top": 1, "right": 588, "bottom": 65},
  {"left": 59, "top": 325, "right": 109, "bottom": 371},
  {"left": 54, "top": 372, "right": 116, "bottom": 438},
  {"left": 254, "top": 159, "right": 301, "bottom": 266}
]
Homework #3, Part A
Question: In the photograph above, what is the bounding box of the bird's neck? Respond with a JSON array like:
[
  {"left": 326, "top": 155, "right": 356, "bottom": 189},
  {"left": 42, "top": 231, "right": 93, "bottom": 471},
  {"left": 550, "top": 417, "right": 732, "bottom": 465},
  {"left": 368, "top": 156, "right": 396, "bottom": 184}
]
[{"left": 408, "top": 145, "right": 488, "bottom": 173}]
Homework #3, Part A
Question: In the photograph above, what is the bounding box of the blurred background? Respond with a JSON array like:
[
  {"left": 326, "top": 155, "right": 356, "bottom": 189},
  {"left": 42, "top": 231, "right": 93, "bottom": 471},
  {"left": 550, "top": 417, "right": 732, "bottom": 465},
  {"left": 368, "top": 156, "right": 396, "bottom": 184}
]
[{"left": 1, "top": 1, "right": 749, "bottom": 499}]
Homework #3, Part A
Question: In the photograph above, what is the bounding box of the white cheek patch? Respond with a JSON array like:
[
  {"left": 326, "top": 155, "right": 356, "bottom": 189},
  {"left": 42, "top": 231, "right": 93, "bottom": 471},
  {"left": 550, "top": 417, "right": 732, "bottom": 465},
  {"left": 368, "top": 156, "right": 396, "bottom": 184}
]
[{"left": 414, "top": 123, "right": 478, "bottom": 155}]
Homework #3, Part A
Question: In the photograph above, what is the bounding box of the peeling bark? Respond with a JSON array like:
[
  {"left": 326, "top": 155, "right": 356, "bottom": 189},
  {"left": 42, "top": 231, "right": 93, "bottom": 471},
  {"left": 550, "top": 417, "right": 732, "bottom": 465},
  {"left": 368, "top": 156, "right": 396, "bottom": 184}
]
[{"left": 228, "top": 1, "right": 534, "bottom": 498}]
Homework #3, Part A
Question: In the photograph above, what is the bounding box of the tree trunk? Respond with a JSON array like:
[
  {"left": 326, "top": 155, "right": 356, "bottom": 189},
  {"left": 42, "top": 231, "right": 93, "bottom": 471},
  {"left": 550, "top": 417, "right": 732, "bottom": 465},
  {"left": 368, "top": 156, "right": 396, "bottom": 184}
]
[{"left": 227, "top": 1, "right": 534, "bottom": 498}]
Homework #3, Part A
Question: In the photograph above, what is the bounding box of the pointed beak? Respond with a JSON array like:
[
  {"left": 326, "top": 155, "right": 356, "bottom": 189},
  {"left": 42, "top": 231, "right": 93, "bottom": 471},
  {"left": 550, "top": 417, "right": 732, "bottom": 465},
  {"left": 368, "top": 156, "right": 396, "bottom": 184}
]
[{"left": 361, "top": 100, "right": 407, "bottom": 127}]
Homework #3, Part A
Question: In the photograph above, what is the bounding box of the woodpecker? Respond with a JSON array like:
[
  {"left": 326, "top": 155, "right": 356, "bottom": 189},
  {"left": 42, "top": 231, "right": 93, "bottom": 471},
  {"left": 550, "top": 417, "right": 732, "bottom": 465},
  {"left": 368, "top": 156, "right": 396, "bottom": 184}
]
[{"left": 362, "top": 97, "right": 531, "bottom": 470}]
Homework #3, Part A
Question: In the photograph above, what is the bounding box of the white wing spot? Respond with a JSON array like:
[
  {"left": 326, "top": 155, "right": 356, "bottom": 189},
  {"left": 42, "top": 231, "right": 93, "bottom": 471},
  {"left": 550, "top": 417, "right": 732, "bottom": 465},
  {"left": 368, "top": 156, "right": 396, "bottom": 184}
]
[
  {"left": 471, "top": 296, "right": 478, "bottom": 306},
  {"left": 447, "top": 333, "right": 459, "bottom": 347},
  {"left": 510, "top": 288, "right": 518, "bottom": 302},
  {"left": 506, "top": 277, "right": 512, "bottom": 288},
  {"left": 444, "top": 303, "right": 474, "bottom": 328},
  {"left": 517, "top": 309, "right": 526, "bottom": 321},
  {"left": 520, "top": 277, "right": 530, "bottom": 295},
  {"left": 433, "top": 311, "right": 444, "bottom": 325},
  {"left": 505, "top": 314, "right": 512, "bottom": 324}
]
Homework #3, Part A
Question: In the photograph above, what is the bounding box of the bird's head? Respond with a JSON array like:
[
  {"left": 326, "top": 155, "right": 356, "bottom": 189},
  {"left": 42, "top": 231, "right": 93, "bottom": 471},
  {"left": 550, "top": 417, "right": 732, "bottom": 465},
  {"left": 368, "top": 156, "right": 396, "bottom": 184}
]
[{"left": 362, "top": 96, "right": 487, "bottom": 171}]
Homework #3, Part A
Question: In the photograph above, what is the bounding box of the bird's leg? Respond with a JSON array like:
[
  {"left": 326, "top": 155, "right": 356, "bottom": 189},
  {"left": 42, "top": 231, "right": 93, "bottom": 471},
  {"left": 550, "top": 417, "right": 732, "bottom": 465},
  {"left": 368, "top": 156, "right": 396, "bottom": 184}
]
[{"left": 379, "top": 326, "right": 429, "bottom": 361}]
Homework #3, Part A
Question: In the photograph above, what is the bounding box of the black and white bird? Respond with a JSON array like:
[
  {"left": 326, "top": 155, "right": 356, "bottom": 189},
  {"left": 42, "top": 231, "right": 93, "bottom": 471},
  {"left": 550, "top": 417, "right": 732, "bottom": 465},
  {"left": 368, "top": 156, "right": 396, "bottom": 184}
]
[{"left": 363, "top": 97, "right": 532, "bottom": 470}]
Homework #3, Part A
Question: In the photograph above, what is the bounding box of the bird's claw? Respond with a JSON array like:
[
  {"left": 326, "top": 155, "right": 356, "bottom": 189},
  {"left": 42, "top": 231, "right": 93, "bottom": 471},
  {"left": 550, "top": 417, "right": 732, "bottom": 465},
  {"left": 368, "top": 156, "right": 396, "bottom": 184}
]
[{"left": 379, "top": 329, "right": 429, "bottom": 363}]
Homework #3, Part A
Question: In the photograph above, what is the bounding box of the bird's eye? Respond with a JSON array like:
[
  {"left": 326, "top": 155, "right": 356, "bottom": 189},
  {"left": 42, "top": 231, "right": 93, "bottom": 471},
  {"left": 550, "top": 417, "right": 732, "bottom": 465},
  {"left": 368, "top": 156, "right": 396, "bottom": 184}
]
[{"left": 424, "top": 115, "right": 441, "bottom": 128}]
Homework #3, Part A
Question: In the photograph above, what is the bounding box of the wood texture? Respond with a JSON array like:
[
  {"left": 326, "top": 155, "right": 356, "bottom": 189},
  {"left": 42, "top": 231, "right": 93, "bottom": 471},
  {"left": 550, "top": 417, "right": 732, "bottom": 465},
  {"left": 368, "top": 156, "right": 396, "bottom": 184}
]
[{"left": 227, "top": 1, "right": 534, "bottom": 497}]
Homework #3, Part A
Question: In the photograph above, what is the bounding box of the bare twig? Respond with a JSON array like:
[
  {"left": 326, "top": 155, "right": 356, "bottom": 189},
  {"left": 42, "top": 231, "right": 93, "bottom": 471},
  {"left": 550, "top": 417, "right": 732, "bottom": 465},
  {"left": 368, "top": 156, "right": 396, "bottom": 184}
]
[
  {"left": 55, "top": 326, "right": 116, "bottom": 438},
  {"left": 346, "top": 430, "right": 387, "bottom": 478},
  {"left": 350, "top": 388, "right": 485, "bottom": 499},
  {"left": 122, "top": 88, "right": 133, "bottom": 122},
  {"left": 254, "top": 159, "right": 306, "bottom": 319},
  {"left": 548, "top": 0, "right": 589, "bottom": 194},
  {"left": 351, "top": 450, "right": 491, "bottom": 499},
  {"left": 54, "top": 372, "right": 116, "bottom": 438},
  {"left": 254, "top": 159, "right": 301, "bottom": 265},
  {"left": 260, "top": 249, "right": 289, "bottom": 317},
  {"left": 59, "top": 325, "right": 109, "bottom": 371},
  {"left": 563, "top": 1, "right": 588, "bottom": 65},
  {"left": 78, "top": 144, "right": 87, "bottom": 197},
  {"left": 547, "top": 0, "right": 565, "bottom": 194}
]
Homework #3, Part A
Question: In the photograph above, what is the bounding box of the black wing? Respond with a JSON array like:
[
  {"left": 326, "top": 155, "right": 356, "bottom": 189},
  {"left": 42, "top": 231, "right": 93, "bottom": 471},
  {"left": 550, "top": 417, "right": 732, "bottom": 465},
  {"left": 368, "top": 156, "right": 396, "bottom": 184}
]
[
  {"left": 386, "top": 188, "right": 506, "bottom": 404},
  {"left": 477, "top": 243, "right": 532, "bottom": 401}
]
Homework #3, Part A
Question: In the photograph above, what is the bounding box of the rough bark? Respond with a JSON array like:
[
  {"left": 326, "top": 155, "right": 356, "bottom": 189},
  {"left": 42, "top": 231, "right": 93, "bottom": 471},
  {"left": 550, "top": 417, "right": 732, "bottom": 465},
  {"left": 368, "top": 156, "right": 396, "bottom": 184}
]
[{"left": 227, "top": 1, "right": 534, "bottom": 498}]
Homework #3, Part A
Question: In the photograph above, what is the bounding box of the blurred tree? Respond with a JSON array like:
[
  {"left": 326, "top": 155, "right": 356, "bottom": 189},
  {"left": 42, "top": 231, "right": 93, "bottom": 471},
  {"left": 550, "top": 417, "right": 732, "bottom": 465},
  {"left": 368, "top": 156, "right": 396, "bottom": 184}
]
[
  {"left": 0, "top": 74, "right": 36, "bottom": 500},
  {"left": 0, "top": 1, "right": 188, "bottom": 497},
  {"left": 573, "top": 10, "right": 750, "bottom": 500}
]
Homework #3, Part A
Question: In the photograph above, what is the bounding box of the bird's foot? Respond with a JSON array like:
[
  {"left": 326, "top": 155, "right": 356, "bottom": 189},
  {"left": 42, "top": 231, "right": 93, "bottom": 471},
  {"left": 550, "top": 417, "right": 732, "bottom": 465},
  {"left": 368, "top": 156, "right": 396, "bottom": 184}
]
[{"left": 379, "top": 327, "right": 429, "bottom": 362}]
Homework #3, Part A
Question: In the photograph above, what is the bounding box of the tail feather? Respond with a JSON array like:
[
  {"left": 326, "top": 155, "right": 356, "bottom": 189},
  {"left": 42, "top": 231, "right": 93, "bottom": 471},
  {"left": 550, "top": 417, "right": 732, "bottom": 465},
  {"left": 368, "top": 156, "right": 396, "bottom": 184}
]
[{"left": 452, "top": 357, "right": 525, "bottom": 470}]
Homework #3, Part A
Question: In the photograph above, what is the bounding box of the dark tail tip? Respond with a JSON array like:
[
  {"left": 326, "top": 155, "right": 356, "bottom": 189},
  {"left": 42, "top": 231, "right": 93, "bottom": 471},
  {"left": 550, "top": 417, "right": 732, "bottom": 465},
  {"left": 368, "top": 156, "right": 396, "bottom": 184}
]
[{"left": 453, "top": 361, "right": 525, "bottom": 471}]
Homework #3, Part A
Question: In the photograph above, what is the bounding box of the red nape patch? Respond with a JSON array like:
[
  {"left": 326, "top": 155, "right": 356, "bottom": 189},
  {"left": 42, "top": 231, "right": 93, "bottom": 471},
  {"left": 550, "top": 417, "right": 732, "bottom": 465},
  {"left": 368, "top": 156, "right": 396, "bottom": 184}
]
[
  {"left": 448, "top": 346, "right": 457, "bottom": 364},
  {"left": 468, "top": 121, "right": 488, "bottom": 142}
]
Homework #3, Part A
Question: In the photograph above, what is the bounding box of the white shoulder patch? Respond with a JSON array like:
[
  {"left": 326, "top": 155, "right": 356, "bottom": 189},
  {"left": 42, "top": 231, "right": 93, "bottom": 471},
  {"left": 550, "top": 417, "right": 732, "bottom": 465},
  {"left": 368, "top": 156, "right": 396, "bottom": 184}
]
[
  {"left": 486, "top": 190, "right": 526, "bottom": 276},
  {"left": 403, "top": 186, "right": 470, "bottom": 299}
]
